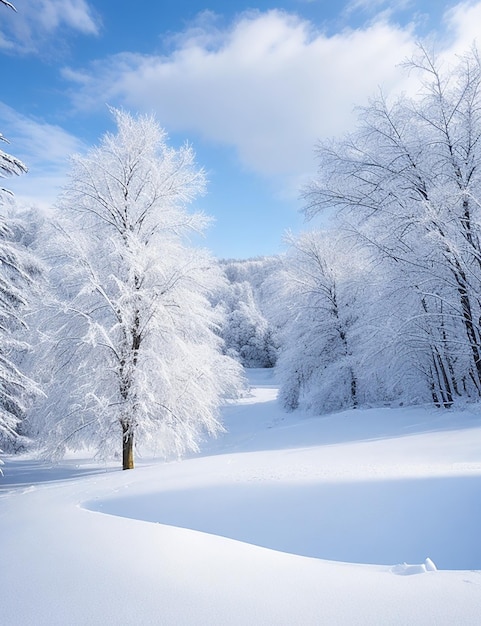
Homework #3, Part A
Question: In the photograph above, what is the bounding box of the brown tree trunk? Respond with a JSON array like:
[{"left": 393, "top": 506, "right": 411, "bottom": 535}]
[{"left": 122, "top": 424, "right": 134, "bottom": 470}]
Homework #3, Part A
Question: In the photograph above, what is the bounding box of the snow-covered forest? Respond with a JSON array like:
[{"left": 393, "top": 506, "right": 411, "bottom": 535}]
[
  {"left": 2, "top": 8, "right": 481, "bottom": 621},
  {"left": 2, "top": 43, "right": 481, "bottom": 465}
]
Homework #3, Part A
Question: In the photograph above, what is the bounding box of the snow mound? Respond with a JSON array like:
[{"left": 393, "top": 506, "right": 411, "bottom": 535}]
[{"left": 391, "top": 558, "right": 438, "bottom": 576}]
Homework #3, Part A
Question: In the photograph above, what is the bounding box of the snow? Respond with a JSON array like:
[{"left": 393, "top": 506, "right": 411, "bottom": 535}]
[
  {"left": 1, "top": 369, "right": 481, "bottom": 625},
  {"left": 391, "top": 558, "right": 437, "bottom": 576}
]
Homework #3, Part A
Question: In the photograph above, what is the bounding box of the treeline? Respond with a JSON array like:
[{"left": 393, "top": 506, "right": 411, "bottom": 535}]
[{"left": 226, "top": 46, "right": 481, "bottom": 415}]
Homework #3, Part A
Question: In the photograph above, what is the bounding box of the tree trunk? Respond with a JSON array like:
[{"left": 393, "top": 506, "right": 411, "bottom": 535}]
[
  {"left": 350, "top": 368, "right": 358, "bottom": 408},
  {"left": 122, "top": 424, "right": 134, "bottom": 470},
  {"left": 453, "top": 266, "right": 481, "bottom": 393},
  {"left": 433, "top": 347, "right": 453, "bottom": 408}
]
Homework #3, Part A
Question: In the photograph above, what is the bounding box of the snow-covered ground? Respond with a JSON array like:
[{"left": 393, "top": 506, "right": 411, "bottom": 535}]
[{"left": 1, "top": 369, "right": 481, "bottom": 625}]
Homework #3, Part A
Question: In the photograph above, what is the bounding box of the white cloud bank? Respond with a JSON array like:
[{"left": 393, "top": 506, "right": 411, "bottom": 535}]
[
  {"left": 63, "top": 3, "right": 481, "bottom": 186},
  {"left": 5, "top": 2, "right": 481, "bottom": 208},
  {"left": 64, "top": 10, "right": 416, "bottom": 182}
]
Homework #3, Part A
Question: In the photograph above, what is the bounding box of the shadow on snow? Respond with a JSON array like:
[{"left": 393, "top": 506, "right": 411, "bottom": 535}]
[{"left": 85, "top": 474, "right": 481, "bottom": 570}]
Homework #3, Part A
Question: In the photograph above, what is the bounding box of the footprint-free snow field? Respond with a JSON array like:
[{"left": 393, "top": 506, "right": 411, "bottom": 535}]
[{"left": 1, "top": 369, "right": 481, "bottom": 625}]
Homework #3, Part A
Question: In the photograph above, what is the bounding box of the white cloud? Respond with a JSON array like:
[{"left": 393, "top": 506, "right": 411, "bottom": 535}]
[
  {"left": 442, "top": 1, "right": 481, "bottom": 52},
  {"left": 8, "top": 3, "right": 481, "bottom": 206},
  {"left": 0, "top": 103, "right": 86, "bottom": 208},
  {"left": 0, "top": 0, "right": 99, "bottom": 54},
  {"left": 63, "top": 10, "right": 416, "bottom": 184},
  {"left": 39, "top": 0, "right": 98, "bottom": 33},
  {"left": 344, "top": 0, "right": 412, "bottom": 13}
]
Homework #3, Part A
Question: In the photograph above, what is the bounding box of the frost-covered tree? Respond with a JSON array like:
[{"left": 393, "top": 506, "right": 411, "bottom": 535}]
[
  {"left": 0, "top": 0, "right": 41, "bottom": 453},
  {"left": 0, "top": 1, "right": 15, "bottom": 14},
  {"left": 303, "top": 45, "right": 481, "bottom": 407},
  {"left": 215, "top": 257, "right": 279, "bottom": 368},
  {"left": 221, "top": 282, "right": 274, "bottom": 367},
  {"left": 272, "top": 231, "right": 362, "bottom": 413},
  {"left": 0, "top": 208, "right": 41, "bottom": 452},
  {"left": 1, "top": 134, "right": 26, "bottom": 189},
  {"left": 32, "top": 109, "right": 243, "bottom": 469},
  {"left": 222, "top": 256, "right": 281, "bottom": 298},
  {"left": 0, "top": 1, "right": 25, "bottom": 192}
]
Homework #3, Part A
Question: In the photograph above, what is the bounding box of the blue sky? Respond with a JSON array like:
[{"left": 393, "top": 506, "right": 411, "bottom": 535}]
[{"left": 1, "top": 0, "right": 480, "bottom": 258}]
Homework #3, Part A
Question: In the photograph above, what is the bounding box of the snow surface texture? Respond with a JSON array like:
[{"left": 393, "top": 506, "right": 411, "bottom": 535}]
[{"left": 1, "top": 369, "right": 481, "bottom": 625}]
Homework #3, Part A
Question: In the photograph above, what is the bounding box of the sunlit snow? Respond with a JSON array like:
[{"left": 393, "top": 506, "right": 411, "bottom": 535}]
[{"left": 1, "top": 369, "right": 481, "bottom": 625}]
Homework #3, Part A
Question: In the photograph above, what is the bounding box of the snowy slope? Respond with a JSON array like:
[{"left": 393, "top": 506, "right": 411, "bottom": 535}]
[{"left": 1, "top": 369, "right": 481, "bottom": 625}]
